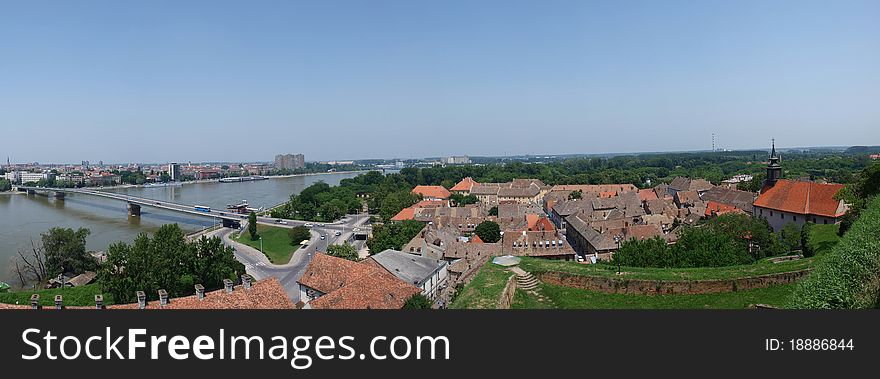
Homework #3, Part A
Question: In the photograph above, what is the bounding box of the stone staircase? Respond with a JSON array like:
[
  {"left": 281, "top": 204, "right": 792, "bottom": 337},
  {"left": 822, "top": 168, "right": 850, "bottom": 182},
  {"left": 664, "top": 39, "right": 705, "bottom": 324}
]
[
  {"left": 515, "top": 271, "right": 539, "bottom": 291},
  {"left": 508, "top": 266, "right": 555, "bottom": 308}
]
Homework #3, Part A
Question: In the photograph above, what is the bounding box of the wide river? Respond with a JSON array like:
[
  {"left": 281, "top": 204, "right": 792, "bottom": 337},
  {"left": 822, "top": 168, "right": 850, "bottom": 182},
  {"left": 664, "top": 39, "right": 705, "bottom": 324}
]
[{"left": 0, "top": 171, "right": 363, "bottom": 284}]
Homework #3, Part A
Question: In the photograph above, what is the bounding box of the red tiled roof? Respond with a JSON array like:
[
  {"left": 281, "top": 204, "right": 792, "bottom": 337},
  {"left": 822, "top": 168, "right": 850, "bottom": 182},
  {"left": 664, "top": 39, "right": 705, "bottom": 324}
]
[
  {"left": 705, "top": 201, "right": 740, "bottom": 217},
  {"left": 525, "top": 214, "right": 539, "bottom": 230},
  {"left": 391, "top": 200, "right": 448, "bottom": 221},
  {"left": 638, "top": 189, "right": 658, "bottom": 202},
  {"left": 528, "top": 217, "right": 555, "bottom": 232},
  {"left": 412, "top": 185, "right": 451, "bottom": 199},
  {"left": 299, "top": 254, "right": 421, "bottom": 310},
  {"left": 470, "top": 234, "right": 484, "bottom": 243},
  {"left": 753, "top": 180, "right": 845, "bottom": 217},
  {"left": 451, "top": 177, "right": 479, "bottom": 192},
  {"left": 391, "top": 207, "right": 416, "bottom": 221},
  {"left": 624, "top": 224, "right": 663, "bottom": 241}
]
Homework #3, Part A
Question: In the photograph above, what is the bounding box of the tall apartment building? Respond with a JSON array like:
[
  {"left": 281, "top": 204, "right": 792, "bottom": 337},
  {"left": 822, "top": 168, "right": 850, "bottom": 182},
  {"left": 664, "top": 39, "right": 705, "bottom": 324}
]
[
  {"left": 274, "top": 154, "right": 305, "bottom": 170},
  {"left": 168, "top": 162, "right": 181, "bottom": 181}
]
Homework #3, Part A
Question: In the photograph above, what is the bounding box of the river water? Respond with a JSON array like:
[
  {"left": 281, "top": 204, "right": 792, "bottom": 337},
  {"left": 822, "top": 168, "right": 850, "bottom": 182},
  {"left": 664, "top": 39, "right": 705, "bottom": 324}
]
[{"left": 0, "top": 172, "right": 362, "bottom": 284}]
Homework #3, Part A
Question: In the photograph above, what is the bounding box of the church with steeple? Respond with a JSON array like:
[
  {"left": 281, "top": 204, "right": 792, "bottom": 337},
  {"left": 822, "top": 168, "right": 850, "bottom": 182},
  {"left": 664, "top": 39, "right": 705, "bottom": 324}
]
[{"left": 753, "top": 140, "right": 848, "bottom": 231}]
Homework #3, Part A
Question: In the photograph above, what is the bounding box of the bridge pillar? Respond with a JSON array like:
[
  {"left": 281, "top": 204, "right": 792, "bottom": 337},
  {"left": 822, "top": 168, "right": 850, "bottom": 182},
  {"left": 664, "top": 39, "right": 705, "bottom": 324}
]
[
  {"left": 128, "top": 203, "right": 141, "bottom": 217},
  {"left": 54, "top": 191, "right": 66, "bottom": 200},
  {"left": 26, "top": 189, "right": 36, "bottom": 195}
]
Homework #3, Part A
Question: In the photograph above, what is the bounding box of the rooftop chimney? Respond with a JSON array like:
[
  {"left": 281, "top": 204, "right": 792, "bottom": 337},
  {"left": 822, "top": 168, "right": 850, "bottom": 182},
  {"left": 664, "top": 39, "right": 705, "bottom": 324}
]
[
  {"left": 242, "top": 275, "right": 252, "bottom": 289},
  {"left": 136, "top": 291, "right": 146, "bottom": 309},
  {"left": 30, "top": 294, "right": 40, "bottom": 309},
  {"left": 54, "top": 295, "right": 63, "bottom": 310},
  {"left": 158, "top": 289, "right": 169, "bottom": 306},
  {"left": 195, "top": 284, "right": 205, "bottom": 300},
  {"left": 95, "top": 294, "right": 104, "bottom": 309},
  {"left": 223, "top": 279, "right": 234, "bottom": 293}
]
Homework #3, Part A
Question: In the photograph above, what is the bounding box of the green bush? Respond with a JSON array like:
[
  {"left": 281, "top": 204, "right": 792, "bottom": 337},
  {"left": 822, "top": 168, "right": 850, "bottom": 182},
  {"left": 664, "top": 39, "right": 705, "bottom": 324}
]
[
  {"left": 614, "top": 213, "right": 784, "bottom": 268},
  {"left": 800, "top": 222, "right": 814, "bottom": 257},
  {"left": 787, "top": 196, "right": 880, "bottom": 309}
]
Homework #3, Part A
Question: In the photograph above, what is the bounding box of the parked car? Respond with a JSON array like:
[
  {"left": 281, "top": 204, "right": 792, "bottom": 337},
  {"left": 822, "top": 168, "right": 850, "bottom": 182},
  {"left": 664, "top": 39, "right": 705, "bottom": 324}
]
[
  {"left": 334, "top": 231, "right": 341, "bottom": 236},
  {"left": 304, "top": 223, "right": 314, "bottom": 228},
  {"left": 320, "top": 235, "right": 325, "bottom": 240}
]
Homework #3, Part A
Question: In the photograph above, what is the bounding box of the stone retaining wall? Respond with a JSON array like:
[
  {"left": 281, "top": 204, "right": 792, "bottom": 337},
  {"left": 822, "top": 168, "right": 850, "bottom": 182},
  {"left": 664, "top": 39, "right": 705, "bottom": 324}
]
[
  {"left": 536, "top": 269, "right": 811, "bottom": 295},
  {"left": 497, "top": 274, "right": 517, "bottom": 309}
]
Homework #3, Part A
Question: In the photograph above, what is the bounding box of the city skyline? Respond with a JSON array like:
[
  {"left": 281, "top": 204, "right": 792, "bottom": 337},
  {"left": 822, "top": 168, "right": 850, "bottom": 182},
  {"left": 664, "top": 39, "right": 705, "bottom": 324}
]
[
  {"left": 2, "top": 0, "right": 879, "bottom": 163},
  {"left": 0, "top": 141, "right": 874, "bottom": 166}
]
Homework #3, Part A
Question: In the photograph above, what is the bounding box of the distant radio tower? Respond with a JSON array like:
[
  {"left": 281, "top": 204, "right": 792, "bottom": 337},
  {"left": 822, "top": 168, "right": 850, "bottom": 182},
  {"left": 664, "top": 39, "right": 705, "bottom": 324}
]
[{"left": 712, "top": 133, "right": 715, "bottom": 152}]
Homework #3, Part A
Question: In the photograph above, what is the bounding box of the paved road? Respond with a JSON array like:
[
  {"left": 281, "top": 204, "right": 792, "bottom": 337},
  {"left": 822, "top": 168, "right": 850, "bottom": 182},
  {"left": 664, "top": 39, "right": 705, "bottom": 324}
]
[{"left": 209, "top": 214, "right": 370, "bottom": 302}]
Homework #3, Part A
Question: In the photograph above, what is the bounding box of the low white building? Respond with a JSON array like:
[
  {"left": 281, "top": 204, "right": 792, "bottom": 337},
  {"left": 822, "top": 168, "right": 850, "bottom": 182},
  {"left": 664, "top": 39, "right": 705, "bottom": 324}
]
[{"left": 7, "top": 171, "right": 54, "bottom": 184}]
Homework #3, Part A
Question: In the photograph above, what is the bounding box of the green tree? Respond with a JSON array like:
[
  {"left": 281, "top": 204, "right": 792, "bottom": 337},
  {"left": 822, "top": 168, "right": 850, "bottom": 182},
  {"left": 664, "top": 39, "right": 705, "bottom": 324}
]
[
  {"left": 780, "top": 223, "right": 802, "bottom": 252},
  {"left": 801, "top": 222, "right": 815, "bottom": 257},
  {"left": 402, "top": 293, "right": 432, "bottom": 309},
  {"left": 98, "top": 224, "right": 244, "bottom": 303},
  {"left": 449, "top": 193, "right": 478, "bottom": 206},
  {"left": 326, "top": 243, "right": 358, "bottom": 261},
  {"left": 488, "top": 206, "right": 498, "bottom": 216},
  {"left": 248, "top": 212, "right": 258, "bottom": 240},
  {"left": 568, "top": 190, "right": 583, "bottom": 200},
  {"left": 42, "top": 227, "right": 97, "bottom": 277},
  {"left": 614, "top": 237, "right": 673, "bottom": 268},
  {"left": 367, "top": 220, "right": 425, "bottom": 253},
  {"left": 288, "top": 226, "right": 311, "bottom": 246},
  {"left": 837, "top": 161, "right": 880, "bottom": 236},
  {"left": 474, "top": 221, "right": 501, "bottom": 243}
]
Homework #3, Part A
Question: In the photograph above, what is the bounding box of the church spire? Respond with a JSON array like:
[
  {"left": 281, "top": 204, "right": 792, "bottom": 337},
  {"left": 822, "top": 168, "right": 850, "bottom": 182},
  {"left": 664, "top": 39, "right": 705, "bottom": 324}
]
[{"left": 764, "top": 139, "right": 782, "bottom": 189}]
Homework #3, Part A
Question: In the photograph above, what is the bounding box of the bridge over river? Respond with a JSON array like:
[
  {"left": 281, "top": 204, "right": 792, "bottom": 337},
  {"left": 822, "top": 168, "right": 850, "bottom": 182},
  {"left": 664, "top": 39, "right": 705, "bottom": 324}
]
[{"left": 15, "top": 186, "right": 364, "bottom": 232}]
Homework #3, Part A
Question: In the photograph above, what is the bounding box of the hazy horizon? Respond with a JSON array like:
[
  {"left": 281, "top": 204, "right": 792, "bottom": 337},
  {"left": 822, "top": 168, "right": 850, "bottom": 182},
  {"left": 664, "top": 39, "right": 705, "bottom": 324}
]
[{"left": 2, "top": 0, "right": 879, "bottom": 163}]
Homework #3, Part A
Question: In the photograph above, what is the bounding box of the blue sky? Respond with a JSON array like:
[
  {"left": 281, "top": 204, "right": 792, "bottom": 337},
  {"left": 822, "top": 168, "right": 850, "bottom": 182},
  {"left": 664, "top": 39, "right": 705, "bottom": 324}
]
[{"left": 1, "top": 0, "right": 878, "bottom": 163}]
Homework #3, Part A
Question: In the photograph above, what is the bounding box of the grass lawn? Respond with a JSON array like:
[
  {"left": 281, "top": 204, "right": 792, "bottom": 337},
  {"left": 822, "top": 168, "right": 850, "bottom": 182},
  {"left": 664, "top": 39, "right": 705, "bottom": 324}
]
[
  {"left": 233, "top": 224, "right": 301, "bottom": 264},
  {"left": 808, "top": 224, "right": 841, "bottom": 256},
  {"left": 512, "top": 283, "right": 797, "bottom": 309},
  {"left": 0, "top": 283, "right": 114, "bottom": 307},
  {"left": 449, "top": 262, "right": 513, "bottom": 309},
  {"left": 517, "top": 256, "right": 813, "bottom": 281}
]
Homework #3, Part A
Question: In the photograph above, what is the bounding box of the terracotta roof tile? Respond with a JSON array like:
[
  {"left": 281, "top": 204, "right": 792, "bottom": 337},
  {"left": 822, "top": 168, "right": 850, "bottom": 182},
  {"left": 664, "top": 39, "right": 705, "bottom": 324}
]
[
  {"left": 299, "top": 253, "right": 421, "bottom": 309},
  {"left": 412, "top": 185, "right": 451, "bottom": 199},
  {"left": 753, "top": 180, "right": 845, "bottom": 217},
  {"left": 450, "top": 177, "right": 479, "bottom": 192}
]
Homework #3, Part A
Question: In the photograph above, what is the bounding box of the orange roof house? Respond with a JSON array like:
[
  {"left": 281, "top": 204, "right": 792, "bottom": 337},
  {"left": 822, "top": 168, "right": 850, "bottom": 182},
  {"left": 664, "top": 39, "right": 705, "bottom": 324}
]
[
  {"left": 705, "top": 201, "right": 743, "bottom": 217},
  {"left": 391, "top": 207, "right": 416, "bottom": 221},
  {"left": 412, "top": 185, "right": 451, "bottom": 200},
  {"left": 638, "top": 189, "right": 659, "bottom": 202},
  {"left": 753, "top": 180, "right": 846, "bottom": 218},
  {"left": 298, "top": 253, "right": 421, "bottom": 310},
  {"left": 450, "top": 177, "right": 480, "bottom": 193},
  {"left": 527, "top": 215, "right": 556, "bottom": 232},
  {"left": 391, "top": 200, "right": 449, "bottom": 221}
]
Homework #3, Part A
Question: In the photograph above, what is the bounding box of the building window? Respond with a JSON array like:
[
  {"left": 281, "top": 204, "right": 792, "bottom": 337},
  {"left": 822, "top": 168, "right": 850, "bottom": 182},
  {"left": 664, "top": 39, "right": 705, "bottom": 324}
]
[
  {"left": 781, "top": 213, "right": 784, "bottom": 220},
  {"left": 770, "top": 211, "right": 773, "bottom": 217},
  {"left": 824, "top": 219, "right": 828, "bottom": 224},
  {"left": 793, "top": 216, "right": 797, "bottom": 222}
]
